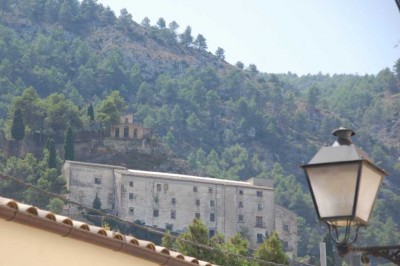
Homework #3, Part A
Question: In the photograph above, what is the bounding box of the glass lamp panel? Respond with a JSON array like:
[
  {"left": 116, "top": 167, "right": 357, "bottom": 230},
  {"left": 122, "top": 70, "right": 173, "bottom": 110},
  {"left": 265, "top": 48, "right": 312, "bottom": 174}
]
[
  {"left": 355, "top": 163, "right": 384, "bottom": 224},
  {"left": 306, "top": 163, "right": 359, "bottom": 219}
]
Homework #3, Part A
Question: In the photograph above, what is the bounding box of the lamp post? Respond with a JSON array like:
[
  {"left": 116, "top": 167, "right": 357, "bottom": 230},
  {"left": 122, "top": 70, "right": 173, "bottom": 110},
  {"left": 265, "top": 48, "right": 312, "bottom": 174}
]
[{"left": 301, "top": 127, "right": 400, "bottom": 264}]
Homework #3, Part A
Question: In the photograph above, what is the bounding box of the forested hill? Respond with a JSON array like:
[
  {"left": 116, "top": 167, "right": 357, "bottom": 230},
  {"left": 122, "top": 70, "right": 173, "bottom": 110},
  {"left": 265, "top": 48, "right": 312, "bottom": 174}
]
[{"left": 1, "top": 0, "right": 400, "bottom": 259}]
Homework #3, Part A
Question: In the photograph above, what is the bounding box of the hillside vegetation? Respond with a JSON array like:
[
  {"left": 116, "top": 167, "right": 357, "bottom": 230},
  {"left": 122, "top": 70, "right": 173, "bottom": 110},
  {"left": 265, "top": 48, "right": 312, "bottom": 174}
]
[{"left": 0, "top": 0, "right": 400, "bottom": 260}]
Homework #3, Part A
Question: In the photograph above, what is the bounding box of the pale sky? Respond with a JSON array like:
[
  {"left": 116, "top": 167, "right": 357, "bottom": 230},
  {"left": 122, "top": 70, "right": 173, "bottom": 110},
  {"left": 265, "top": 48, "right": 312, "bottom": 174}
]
[{"left": 97, "top": 0, "right": 400, "bottom": 75}]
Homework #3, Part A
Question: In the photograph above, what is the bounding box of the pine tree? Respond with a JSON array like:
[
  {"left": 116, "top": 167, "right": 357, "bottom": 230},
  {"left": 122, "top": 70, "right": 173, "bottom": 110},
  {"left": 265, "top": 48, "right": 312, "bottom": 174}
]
[
  {"left": 215, "top": 47, "right": 225, "bottom": 60},
  {"left": 180, "top": 26, "right": 193, "bottom": 46},
  {"left": 11, "top": 108, "right": 25, "bottom": 141},
  {"left": 64, "top": 127, "right": 75, "bottom": 161}
]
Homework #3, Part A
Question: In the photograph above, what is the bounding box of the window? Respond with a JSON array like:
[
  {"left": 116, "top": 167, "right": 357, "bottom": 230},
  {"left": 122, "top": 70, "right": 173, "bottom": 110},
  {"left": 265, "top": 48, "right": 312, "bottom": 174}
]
[
  {"left": 238, "top": 214, "right": 244, "bottom": 222},
  {"left": 171, "top": 198, "right": 176, "bottom": 205},
  {"left": 164, "top": 184, "right": 169, "bottom": 190},
  {"left": 195, "top": 213, "right": 200, "bottom": 219},
  {"left": 210, "top": 213, "right": 215, "bottom": 222},
  {"left": 133, "top": 128, "right": 138, "bottom": 139},
  {"left": 156, "top": 184, "right": 162, "bottom": 191},
  {"left": 239, "top": 190, "right": 244, "bottom": 195},
  {"left": 125, "top": 118, "right": 128, "bottom": 123},
  {"left": 239, "top": 201, "right": 243, "bottom": 208},
  {"left": 210, "top": 200, "right": 215, "bottom": 207},
  {"left": 129, "top": 207, "right": 134, "bottom": 214},
  {"left": 258, "top": 203, "right": 262, "bottom": 211},
  {"left": 154, "top": 197, "right": 159, "bottom": 204},
  {"left": 115, "top": 128, "right": 120, "bottom": 138},
  {"left": 209, "top": 229, "right": 215, "bottom": 238},
  {"left": 208, "top": 187, "right": 213, "bottom": 193},
  {"left": 196, "top": 199, "right": 200, "bottom": 206},
  {"left": 193, "top": 186, "right": 198, "bottom": 192},
  {"left": 256, "top": 216, "right": 264, "bottom": 228},
  {"left": 283, "top": 241, "right": 289, "bottom": 250},
  {"left": 94, "top": 177, "right": 101, "bottom": 184},
  {"left": 171, "top": 211, "right": 176, "bottom": 219},
  {"left": 257, "top": 234, "right": 264, "bottom": 243},
  {"left": 284, "top": 224, "right": 289, "bottom": 232},
  {"left": 256, "top": 191, "right": 263, "bottom": 197},
  {"left": 124, "top": 126, "right": 129, "bottom": 138},
  {"left": 129, "top": 181, "right": 134, "bottom": 187},
  {"left": 153, "top": 209, "right": 159, "bottom": 217},
  {"left": 129, "top": 193, "right": 134, "bottom": 200}
]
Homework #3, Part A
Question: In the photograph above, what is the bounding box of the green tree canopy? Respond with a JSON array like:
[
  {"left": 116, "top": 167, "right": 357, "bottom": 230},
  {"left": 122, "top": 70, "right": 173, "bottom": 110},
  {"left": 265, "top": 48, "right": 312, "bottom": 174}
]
[
  {"left": 215, "top": 47, "right": 225, "bottom": 60},
  {"left": 254, "top": 232, "right": 289, "bottom": 265},
  {"left": 180, "top": 26, "right": 193, "bottom": 46},
  {"left": 96, "top": 90, "right": 126, "bottom": 128},
  {"left": 194, "top": 34, "right": 207, "bottom": 50}
]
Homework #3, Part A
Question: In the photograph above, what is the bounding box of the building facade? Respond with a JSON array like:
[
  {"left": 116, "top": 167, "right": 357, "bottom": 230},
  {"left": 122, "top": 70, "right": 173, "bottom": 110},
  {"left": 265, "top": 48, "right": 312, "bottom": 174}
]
[
  {"left": 110, "top": 114, "right": 153, "bottom": 140},
  {"left": 63, "top": 160, "right": 297, "bottom": 257}
]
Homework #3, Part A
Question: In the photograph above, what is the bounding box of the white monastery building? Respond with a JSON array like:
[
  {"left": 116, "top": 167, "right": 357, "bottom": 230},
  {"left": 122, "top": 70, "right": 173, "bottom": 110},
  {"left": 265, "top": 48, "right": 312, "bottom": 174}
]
[{"left": 63, "top": 160, "right": 297, "bottom": 258}]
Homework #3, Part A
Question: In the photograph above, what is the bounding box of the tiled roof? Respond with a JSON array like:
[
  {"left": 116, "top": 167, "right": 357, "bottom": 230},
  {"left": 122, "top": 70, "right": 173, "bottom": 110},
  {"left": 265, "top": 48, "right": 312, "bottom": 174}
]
[{"left": 0, "top": 196, "right": 216, "bottom": 266}]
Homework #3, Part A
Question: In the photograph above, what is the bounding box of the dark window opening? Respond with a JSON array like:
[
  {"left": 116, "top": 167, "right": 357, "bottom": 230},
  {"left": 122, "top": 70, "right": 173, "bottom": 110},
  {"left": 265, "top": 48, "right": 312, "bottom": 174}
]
[
  {"left": 257, "top": 234, "right": 264, "bottom": 243},
  {"left": 209, "top": 229, "right": 215, "bottom": 238},
  {"left": 153, "top": 209, "right": 159, "bottom": 217},
  {"left": 124, "top": 126, "right": 129, "bottom": 138},
  {"left": 256, "top": 216, "right": 264, "bottom": 228},
  {"left": 133, "top": 128, "right": 138, "bottom": 139},
  {"left": 115, "top": 128, "right": 120, "bottom": 138},
  {"left": 95, "top": 178, "right": 101, "bottom": 184},
  {"left": 284, "top": 224, "right": 289, "bottom": 232},
  {"left": 210, "top": 213, "right": 215, "bottom": 222}
]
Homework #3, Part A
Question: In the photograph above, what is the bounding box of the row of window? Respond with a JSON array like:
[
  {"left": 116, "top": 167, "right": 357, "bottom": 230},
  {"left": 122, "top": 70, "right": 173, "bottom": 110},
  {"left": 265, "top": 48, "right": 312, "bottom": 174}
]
[
  {"left": 147, "top": 209, "right": 216, "bottom": 222},
  {"left": 125, "top": 181, "right": 264, "bottom": 198},
  {"left": 128, "top": 207, "right": 268, "bottom": 227},
  {"left": 128, "top": 194, "right": 264, "bottom": 211}
]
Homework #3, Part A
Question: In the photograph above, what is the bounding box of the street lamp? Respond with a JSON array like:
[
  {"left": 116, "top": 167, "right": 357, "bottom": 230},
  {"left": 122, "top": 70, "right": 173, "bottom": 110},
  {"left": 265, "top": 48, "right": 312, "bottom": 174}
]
[{"left": 301, "top": 127, "right": 400, "bottom": 264}]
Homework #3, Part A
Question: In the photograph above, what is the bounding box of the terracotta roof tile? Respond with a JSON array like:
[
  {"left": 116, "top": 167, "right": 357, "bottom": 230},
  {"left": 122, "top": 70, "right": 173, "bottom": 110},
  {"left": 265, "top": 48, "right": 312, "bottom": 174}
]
[{"left": 0, "top": 196, "right": 218, "bottom": 266}]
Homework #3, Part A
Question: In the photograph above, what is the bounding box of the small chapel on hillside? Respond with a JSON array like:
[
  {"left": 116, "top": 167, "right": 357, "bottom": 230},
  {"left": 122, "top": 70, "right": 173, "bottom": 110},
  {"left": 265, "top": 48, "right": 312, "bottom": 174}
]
[{"left": 110, "top": 114, "right": 153, "bottom": 140}]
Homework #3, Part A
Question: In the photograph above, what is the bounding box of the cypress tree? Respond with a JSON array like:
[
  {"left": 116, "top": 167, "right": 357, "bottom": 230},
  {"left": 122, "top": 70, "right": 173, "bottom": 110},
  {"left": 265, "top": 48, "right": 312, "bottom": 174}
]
[
  {"left": 47, "top": 138, "right": 57, "bottom": 169},
  {"left": 87, "top": 103, "right": 94, "bottom": 122},
  {"left": 92, "top": 193, "right": 102, "bottom": 211},
  {"left": 64, "top": 127, "right": 75, "bottom": 160},
  {"left": 11, "top": 108, "right": 25, "bottom": 141}
]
